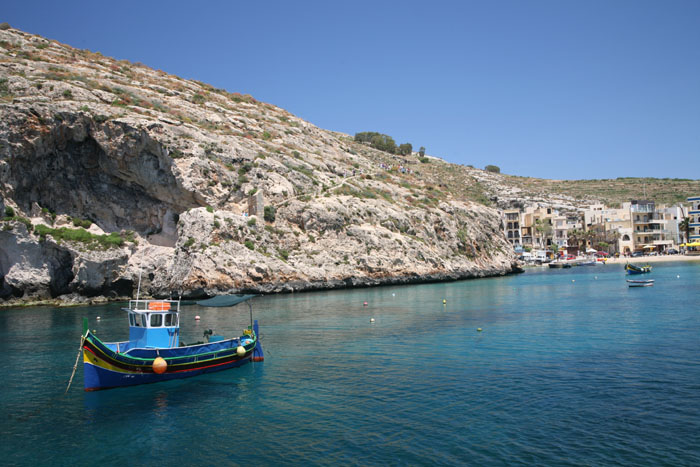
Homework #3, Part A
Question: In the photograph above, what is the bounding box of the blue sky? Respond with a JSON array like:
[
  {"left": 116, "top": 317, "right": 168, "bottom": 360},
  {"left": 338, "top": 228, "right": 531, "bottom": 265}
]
[{"left": 4, "top": 1, "right": 700, "bottom": 180}]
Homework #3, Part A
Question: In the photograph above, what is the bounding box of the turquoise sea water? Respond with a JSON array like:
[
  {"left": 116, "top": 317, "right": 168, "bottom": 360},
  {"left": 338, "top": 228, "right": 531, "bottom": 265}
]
[{"left": 1, "top": 261, "right": 699, "bottom": 465}]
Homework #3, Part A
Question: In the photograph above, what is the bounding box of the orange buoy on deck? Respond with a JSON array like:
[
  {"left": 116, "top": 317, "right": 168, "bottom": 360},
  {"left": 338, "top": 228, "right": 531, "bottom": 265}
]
[
  {"left": 148, "top": 301, "right": 171, "bottom": 311},
  {"left": 152, "top": 357, "right": 167, "bottom": 374}
]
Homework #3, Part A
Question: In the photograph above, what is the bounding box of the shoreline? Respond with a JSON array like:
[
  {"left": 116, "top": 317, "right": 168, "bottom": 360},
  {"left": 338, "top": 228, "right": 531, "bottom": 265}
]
[{"left": 604, "top": 255, "right": 700, "bottom": 264}]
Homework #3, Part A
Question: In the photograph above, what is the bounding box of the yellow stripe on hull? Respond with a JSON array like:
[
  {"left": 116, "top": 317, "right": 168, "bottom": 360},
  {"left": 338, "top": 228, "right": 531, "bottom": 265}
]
[{"left": 83, "top": 349, "right": 144, "bottom": 374}]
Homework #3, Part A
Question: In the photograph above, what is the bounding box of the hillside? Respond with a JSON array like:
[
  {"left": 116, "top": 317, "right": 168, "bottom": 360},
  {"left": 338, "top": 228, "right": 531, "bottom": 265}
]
[
  {"left": 0, "top": 26, "right": 518, "bottom": 305},
  {"left": 1, "top": 26, "right": 697, "bottom": 305}
]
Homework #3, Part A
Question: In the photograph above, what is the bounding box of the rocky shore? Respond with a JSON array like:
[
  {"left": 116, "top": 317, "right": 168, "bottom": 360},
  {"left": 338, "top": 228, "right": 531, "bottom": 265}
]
[{"left": 0, "top": 26, "right": 518, "bottom": 306}]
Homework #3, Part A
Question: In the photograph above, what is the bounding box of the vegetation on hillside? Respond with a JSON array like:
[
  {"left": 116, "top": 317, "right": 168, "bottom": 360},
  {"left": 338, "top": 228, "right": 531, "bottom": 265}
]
[{"left": 354, "top": 132, "right": 414, "bottom": 156}]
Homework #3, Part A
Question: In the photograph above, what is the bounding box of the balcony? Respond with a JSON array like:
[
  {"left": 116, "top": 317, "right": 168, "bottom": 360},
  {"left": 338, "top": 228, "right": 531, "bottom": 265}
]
[{"left": 631, "top": 205, "right": 654, "bottom": 213}]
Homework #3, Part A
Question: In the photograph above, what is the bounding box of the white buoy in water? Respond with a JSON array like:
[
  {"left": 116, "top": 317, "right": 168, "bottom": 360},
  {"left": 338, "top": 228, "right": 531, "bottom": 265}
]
[
  {"left": 195, "top": 315, "right": 201, "bottom": 321},
  {"left": 96, "top": 316, "right": 101, "bottom": 320},
  {"left": 477, "top": 328, "right": 482, "bottom": 332},
  {"left": 236, "top": 345, "right": 246, "bottom": 357},
  {"left": 677, "top": 275, "right": 680, "bottom": 278},
  {"left": 392, "top": 293, "right": 395, "bottom": 297},
  {"left": 595, "top": 276, "right": 598, "bottom": 280},
  {"left": 572, "top": 280, "right": 575, "bottom": 283},
  {"left": 370, "top": 318, "right": 375, "bottom": 323}
]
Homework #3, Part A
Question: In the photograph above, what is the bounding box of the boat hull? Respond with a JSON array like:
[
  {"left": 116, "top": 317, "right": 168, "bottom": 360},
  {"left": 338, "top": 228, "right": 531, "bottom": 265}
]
[
  {"left": 83, "top": 352, "right": 252, "bottom": 390},
  {"left": 83, "top": 321, "right": 264, "bottom": 391},
  {"left": 626, "top": 264, "right": 651, "bottom": 274}
]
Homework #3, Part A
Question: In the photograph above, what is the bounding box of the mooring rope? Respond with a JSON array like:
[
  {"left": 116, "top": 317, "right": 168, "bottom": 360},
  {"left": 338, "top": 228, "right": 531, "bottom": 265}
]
[{"left": 65, "top": 335, "right": 85, "bottom": 394}]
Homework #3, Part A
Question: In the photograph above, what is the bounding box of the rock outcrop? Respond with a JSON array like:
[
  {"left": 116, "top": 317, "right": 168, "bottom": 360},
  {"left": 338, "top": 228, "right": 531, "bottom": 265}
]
[{"left": 0, "top": 26, "right": 517, "bottom": 305}]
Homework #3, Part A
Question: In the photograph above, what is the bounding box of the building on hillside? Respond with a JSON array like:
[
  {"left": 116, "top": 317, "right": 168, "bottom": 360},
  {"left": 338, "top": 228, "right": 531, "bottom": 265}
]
[
  {"left": 503, "top": 209, "right": 522, "bottom": 248},
  {"left": 659, "top": 204, "right": 687, "bottom": 247},
  {"left": 248, "top": 191, "right": 264, "bottom": 217},
  {"left": 521, "top": 212, "right": 534, "bottom": 249},
  {"left": 526, "top": 206, "right": 556, "bottom": 250},
  {"left": 583, "top": 203, "right": 605, "bottom": 228},
  {"left": 552, "top": 213, "right": 582, "bottom": 254},
  {"left": 687, "top": 196, "right": 700, "bottom": 243},
  {"left": 553, "top": 215, "right": 568, "bottom": 250},
  {"left": 628, "top": 200, "right": 672, "bottom": 253},
  {"left": 581, "top": 204, "right": 630, "bottom": 254}
]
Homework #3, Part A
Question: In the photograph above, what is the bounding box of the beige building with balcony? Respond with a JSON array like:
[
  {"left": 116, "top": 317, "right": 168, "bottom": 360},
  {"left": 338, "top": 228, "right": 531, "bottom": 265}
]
[{"left": 503, "top": 209, "right": 522, "bottom": 248}]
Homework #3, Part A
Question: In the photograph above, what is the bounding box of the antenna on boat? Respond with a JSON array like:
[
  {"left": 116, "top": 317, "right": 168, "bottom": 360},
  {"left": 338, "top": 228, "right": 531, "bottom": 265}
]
[{"left": 136, "top": 270, "right": 142, "bottom": 301}]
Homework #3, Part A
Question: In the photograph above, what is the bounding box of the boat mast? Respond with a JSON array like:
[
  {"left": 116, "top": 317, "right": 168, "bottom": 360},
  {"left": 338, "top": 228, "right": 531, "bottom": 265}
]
[{"left": 136, "top": 270, "right": 142, "bottom": 301}]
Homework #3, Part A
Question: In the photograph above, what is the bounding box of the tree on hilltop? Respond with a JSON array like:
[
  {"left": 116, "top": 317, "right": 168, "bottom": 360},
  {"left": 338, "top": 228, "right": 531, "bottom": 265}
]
[
  {"left": 354, "top": 131, "right": 397, "bottom": 154},
  {"left": 398, "top": 143, "right": 412, "bottom": 156}
]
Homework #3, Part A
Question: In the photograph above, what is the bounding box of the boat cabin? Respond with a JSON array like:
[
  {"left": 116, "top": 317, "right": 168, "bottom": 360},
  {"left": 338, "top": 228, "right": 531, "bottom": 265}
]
[{"left": 125, "top": 300, "right": 180, "bottom": 348}]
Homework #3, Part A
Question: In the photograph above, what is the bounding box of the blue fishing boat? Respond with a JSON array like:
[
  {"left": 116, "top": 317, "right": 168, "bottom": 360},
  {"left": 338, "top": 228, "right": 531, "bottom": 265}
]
[
  {"left": 81, "top": 294, "right": 263, "bottom": 391},
  {"left": 626, "top": 263, "right": 652, "bottom": 274}
]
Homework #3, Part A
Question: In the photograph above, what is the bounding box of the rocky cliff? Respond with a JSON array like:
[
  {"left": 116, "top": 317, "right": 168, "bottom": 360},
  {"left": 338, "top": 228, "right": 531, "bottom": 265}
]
[{"left": 0, "top": 26, "right": 517, "bottom": 305}]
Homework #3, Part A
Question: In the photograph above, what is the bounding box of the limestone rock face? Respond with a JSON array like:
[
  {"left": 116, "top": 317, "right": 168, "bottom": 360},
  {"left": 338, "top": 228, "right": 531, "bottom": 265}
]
[{"left": 0, "top": 27, "right": 518, "bottom": 305}]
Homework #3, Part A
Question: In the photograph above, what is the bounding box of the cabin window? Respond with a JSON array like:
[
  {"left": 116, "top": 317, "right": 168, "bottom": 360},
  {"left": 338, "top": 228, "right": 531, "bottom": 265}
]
[
  {"left": 129, "top": 313, "right": 134, "bottom": 326},
  {"left": 150, "top": 313, "right": 163, "bottom": 327},
  {"left": 141, "top": 314, "right": 147, "bottom": 327},
  {"left": 165, "top": 313, "right": 178, "bottom": 327}
]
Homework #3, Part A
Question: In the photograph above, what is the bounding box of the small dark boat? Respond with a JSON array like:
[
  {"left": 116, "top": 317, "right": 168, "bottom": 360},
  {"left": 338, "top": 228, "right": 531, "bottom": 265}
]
[
  {"left": 627, "top": 279, "right": 654, "bottom": 287},
  {"left": 626, "top": 263, "right": 652, "bottom": 274}
]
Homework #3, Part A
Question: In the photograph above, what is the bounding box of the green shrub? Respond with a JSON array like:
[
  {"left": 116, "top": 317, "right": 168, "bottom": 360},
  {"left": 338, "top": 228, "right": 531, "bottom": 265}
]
[
  {"left": 238, "top": 162, "right": 253, "bottom": 175},
  {"left": 263, "top": 205, "right": 276, "bottom": 223},
  {"left": 62, "top": 89, "right": 73, "bottom": 99},
  {"left": 398, "top": 143, "right": 412, "bottom": 156},
  {"left": 72, "top": 218, "right": 92, "bottom": 229},
  {"left": 485, "top": 165, "right": 500, "bottom": 173},
  {"left": 184, "top": 237, "right": 195, "bottom": 248},
  {"left": 247, "top": 217, "right": 257, "bottom": 227},
  {"left": 5, "top": 206, "right": 14, "bottom": 217},
  {"left": 278, "top": 249, "right": 289, "bottom": 261},
  {"left": 2, "top": 215, "right": 32, "bottom": 232},
  {"left": 206, "top": 206, "right": 214, "bottom": 213},
  {"left": 244, "top": 240, "right": 255, "bottom": 250},
  {"left": 0, "top": 78, "right": 10, "bottom": 97},
  {"left": 33, "top": 225, "right": 131, "bottom": 249}
]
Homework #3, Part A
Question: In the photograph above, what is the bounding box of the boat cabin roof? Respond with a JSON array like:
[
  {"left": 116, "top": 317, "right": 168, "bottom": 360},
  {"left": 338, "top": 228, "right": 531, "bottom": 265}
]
[
  {"left": 121, "top": 300, "right": 181, "bottom": 330},
  {"left": 124, "top": 299, "right": 181, "bottom": 314}
]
